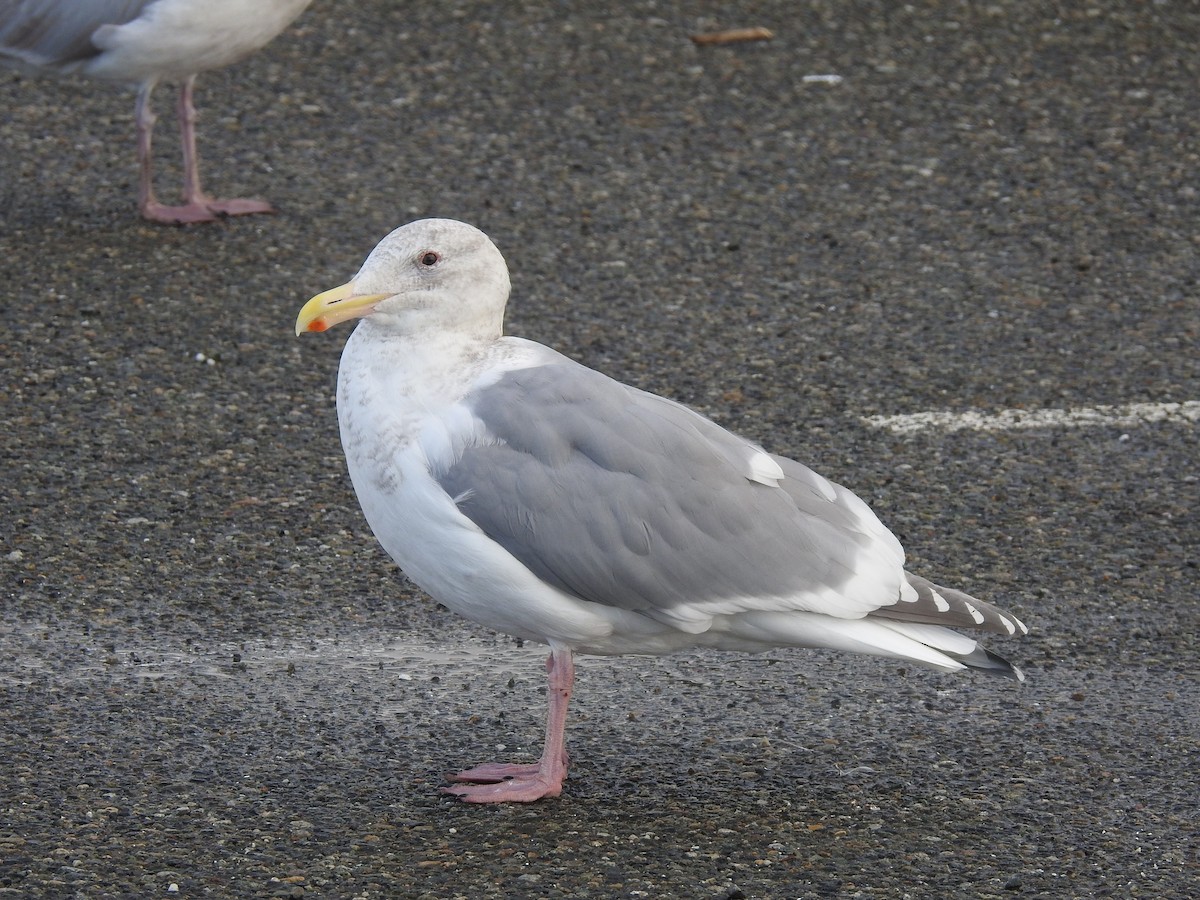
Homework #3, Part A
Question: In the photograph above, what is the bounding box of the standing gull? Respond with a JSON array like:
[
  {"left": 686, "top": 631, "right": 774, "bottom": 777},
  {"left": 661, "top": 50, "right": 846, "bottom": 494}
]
[
  {"left": 0, "top": 0, "right": 312, "bottom": 223},
  {"left": 295, "top": 219, "right": 1030, "bottom": 804}
]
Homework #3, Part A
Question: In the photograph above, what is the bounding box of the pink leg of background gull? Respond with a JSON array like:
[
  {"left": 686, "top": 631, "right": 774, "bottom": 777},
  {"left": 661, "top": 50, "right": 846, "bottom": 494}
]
[
  {"left": 442, "top": 646, "right": 574, "bottom": 803},
  {"left": 135, "top": 77, "right": 275, "bottom": 225}
]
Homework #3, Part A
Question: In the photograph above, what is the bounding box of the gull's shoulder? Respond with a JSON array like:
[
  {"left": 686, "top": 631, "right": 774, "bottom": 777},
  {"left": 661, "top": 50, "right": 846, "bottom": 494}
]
[{"left": 359, "top": 336, "right": 570, "bottom": 473}]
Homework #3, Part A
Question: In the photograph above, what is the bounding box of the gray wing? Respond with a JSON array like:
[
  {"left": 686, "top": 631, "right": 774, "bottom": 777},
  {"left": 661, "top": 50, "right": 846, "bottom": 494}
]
[
  {"left": 435, "top": 359, "right": 898, "bottom": 617},
  {"left": 0, "top": 0, "right": 149, "bottom": 68}
]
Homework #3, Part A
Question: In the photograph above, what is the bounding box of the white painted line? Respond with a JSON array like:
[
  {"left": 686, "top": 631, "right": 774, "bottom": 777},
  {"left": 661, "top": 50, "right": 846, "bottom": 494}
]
[{"left": 862, "top": 401, "right": 1200, "bottom": 435}]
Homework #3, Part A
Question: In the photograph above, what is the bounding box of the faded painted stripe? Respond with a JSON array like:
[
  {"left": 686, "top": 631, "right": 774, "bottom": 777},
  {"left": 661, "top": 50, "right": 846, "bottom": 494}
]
[{"left": 863, "top": 401, "right": 1200, "bottom": 435}]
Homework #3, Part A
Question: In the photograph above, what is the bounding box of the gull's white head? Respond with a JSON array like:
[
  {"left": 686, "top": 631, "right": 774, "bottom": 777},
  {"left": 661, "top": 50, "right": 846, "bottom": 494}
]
[{"left": 295, "top": 218, "right": 511, "bottom": 337}]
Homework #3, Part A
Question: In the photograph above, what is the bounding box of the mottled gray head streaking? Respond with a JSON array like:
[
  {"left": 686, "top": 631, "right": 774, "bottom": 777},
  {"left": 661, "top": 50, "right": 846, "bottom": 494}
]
[{"left": 354, "top": 219, "right": 511, "bottom": 337}]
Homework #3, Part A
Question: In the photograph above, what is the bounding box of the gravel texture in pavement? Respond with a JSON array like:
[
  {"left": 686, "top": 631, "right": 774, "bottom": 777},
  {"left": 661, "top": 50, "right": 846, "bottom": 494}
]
[{"left": 2, "top": 2, "right": 1197, "bottom": 897}]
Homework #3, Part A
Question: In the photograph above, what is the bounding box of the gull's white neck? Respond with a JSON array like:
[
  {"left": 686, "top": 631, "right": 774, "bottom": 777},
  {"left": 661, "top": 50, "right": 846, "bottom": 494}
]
[{"left": 339, "top": 318, "right": 492, "bottom": 426}]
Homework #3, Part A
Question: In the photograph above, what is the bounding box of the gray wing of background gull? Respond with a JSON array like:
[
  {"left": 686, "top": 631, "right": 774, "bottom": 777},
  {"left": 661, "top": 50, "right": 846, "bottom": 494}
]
[
  {"left": 435, "top": 355, "right": 1024, "bottom": 644},
  {"left": 0, "top": 0, "right": 148, "bottom": 69}
]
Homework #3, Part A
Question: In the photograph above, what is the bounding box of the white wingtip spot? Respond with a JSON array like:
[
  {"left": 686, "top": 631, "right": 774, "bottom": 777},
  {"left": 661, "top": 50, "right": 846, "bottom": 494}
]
[
  {"left": 962, "top": 600, "right": 986, "bottom": 624},
  {"left": 930, "top": 589, "right": 951, "bottom": 612},
  {"left": 747, "top": 451, "right": 785, "bottom": 487},
  {"left": 998, "top": 614, "right": 1016, "bottom": 635}
]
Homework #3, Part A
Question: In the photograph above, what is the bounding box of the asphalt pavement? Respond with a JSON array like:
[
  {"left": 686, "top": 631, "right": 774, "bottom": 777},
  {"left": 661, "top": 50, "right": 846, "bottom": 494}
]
[{"left": 1, "top": 1, "right": 1197, "bottom": 897}]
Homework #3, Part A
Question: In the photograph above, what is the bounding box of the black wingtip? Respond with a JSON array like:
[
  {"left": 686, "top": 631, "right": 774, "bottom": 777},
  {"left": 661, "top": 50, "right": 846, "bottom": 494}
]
[{"left": 960, "top": 645, "right": 1026, "bottom": 682}]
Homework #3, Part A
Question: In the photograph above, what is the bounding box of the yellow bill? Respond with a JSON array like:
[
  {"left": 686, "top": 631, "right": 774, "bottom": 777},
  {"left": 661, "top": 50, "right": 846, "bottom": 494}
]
[{"left": 295, "top": 281, "right": 391, "bottom": 336}]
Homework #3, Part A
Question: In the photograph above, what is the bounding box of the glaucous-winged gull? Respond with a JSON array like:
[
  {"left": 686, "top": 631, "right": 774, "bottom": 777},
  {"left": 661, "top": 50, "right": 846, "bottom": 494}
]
[
  {"left": 295, "top": 218, "right": 1030, "bottom": 803},
  {"left": 0, "top": 0, "right": 312, "bottom": 223}
]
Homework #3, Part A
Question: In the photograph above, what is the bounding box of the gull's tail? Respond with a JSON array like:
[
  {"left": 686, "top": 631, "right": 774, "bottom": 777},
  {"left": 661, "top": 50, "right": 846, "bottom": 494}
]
[{"left": 723, "top": 574, "right": 1029, "bottom": 681}]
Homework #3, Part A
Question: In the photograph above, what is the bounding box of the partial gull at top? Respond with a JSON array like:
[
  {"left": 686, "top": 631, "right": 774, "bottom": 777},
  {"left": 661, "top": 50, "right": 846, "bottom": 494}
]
[{"left": 0, "top": 0, "right": 312, "bottom": 224}]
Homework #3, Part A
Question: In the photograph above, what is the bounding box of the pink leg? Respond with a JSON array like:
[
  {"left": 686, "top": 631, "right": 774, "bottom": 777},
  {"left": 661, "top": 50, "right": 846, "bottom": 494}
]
[
  {"left": 139, "top": 76, "right": 275, "bottom": 225},
  {"left": 134, "top": 81, "right": 161, "bottom": 216},
  {"left": 442, "top": 646, "right": 574, "bottom": 803}
]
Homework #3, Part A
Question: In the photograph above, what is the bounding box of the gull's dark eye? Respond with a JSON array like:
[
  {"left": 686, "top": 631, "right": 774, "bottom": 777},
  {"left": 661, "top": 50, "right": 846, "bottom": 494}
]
[{"left": 418, "top": 250, "right": 441, "bottom": 267}]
